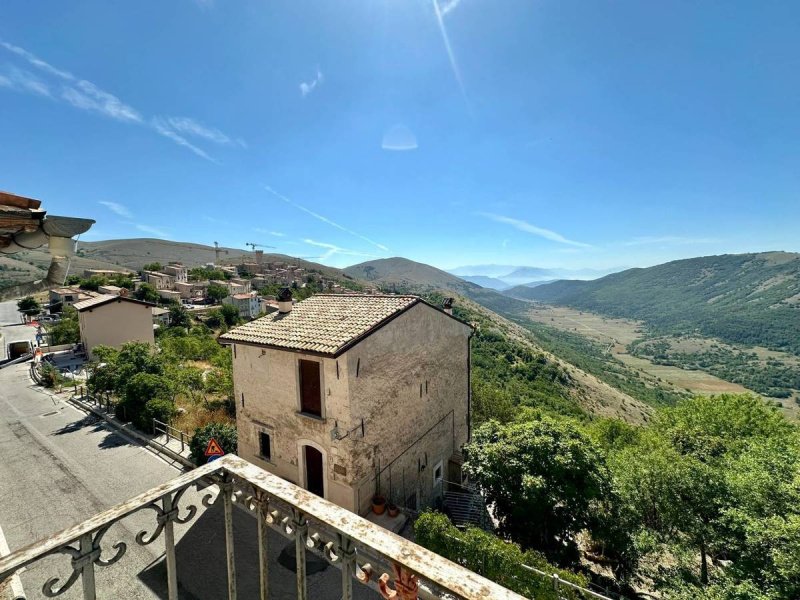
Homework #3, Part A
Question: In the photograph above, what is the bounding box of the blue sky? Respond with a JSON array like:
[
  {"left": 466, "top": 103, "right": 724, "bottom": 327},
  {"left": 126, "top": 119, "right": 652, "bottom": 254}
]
[{"left": 1, "top": 1, "right": 798, "bottom": 271}]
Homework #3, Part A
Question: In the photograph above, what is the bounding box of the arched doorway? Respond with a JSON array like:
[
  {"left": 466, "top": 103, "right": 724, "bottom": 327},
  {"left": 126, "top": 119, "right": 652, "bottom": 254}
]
[{"left": 303, "top": 445, "right": 325, "bottom": 498}]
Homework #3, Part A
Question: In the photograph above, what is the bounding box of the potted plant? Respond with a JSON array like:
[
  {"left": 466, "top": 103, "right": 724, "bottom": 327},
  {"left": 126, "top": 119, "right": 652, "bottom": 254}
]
[
  {"left": 387, "top": 502, "right": 399, "bottom": 518},
  {"left": 371, "top": 494, "right": 386, "bottom": 515}
]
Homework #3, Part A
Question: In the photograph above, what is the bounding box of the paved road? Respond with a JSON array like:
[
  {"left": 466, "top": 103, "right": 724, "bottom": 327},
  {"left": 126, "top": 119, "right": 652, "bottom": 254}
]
[
  {"left": 0, "top": 300, "right": 38, "bottom": 360},
  {"left": 0, "top": 357, "right": 379, "bottom": 598}
]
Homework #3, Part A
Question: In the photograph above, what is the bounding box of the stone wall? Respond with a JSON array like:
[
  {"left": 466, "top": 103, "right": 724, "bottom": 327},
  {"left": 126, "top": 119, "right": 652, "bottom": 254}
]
[{"left": 232, "top": 300, "right": 471, "bottom": 515}]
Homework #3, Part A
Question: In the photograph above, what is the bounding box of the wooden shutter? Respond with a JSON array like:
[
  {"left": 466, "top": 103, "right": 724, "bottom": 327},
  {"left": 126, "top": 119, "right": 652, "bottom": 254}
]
[{"left": 299, "top": 359, "right": 322, "bottom": 416}]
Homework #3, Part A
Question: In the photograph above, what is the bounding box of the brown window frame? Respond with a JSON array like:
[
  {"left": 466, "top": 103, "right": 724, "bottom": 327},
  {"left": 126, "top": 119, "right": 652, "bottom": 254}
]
[{"left": 298, "top": 359, "right": 323, "bottom": 417}]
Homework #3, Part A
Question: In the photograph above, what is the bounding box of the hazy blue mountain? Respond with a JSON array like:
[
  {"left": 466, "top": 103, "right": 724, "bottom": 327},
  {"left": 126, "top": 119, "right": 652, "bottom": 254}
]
[{"left": 459, "top": 275, "right": 513, "bottom": 290}]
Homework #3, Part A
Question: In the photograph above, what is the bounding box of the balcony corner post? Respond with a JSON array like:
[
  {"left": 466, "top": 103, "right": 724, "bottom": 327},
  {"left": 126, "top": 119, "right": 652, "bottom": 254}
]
[
  {"left": 221, "top": 475, "right": 237, "bottom": 600},
  {"left": 256, "top": 495, "right": 270, "bottom": 600},
  {"left": 161, "top": 494, "right": 179, "bottom": 600},
  {"left": 292, "top": 508, "right": 308, "bottom": 600},
  {"left": 338, "top": 534, "right": 356, "bottom": 600},
  {"left": 76, "top": 532, "right": 97, "bottom": 600}
]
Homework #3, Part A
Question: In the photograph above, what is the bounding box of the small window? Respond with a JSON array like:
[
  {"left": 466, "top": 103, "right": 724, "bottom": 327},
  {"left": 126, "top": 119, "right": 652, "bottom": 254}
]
[
  {"left": 259, "top": 432, "right": 271, "bottom": 461},
  {"left": 433, "top": 461, "right": 443, "bottom": 486}
]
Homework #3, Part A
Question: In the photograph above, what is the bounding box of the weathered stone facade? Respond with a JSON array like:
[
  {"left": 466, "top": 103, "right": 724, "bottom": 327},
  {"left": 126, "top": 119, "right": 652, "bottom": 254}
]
[{"left": 231, "top": 301, "right": 471, "bottom": 514}]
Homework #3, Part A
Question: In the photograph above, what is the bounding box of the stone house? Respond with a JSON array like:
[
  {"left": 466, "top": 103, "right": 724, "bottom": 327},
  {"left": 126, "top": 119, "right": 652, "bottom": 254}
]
[
  {"left": 163, "top": 264, "right": 188, "bottom": 283},
  {"left": 222, "top": 292, "right": 260, "bottom": 320},
  {"left": 220, "top": 294, "right": 473, "bottom": 515},
  {"left": 175, "top": 281, "right": 209, "bottom": 300},
  {"left": 142, "top": 271, "right": 174, "bottom": 290},
  {"left": 74, "top": 295, "right": 155, "bottom": 358},
  {"left": 48, "top": 287, "right": 95, "bottom": 313}
]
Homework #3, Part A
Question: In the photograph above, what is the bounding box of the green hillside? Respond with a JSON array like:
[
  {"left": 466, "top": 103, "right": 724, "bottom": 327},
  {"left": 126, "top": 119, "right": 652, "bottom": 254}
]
[
  {"left": 344, "top": 257, "right": 477, "bottom": 293},
  {"left": 514, "top": 252, "right": 800, "bottom": 355}
]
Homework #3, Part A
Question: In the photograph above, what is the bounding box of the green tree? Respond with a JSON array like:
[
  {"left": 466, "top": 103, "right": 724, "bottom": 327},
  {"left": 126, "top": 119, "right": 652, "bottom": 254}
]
[
  {"left": 17, "top": 296, "right": 42, "bottom": 318},
  {"left": 134, "top": 283, "right": 160, "bottom": 304},
  {"left": 16, "top": 296, "right": 41, "bottom": 318},
  {"left": 219, "top": 303, "right": 240, "bottom": 327},
  {"left": 414, "top": 512, "right": 588, "bottom": 600},
  {"left": 190, "top": 422, "right": 237, "bottom": 465},
  {"left": 47, "top": 306, "right": 80, "bottom": 345},
  {"left": 207, "top": 283, "right": 229, "bottom": 304},
  {"left": 168, "top": 303, "right": 191, "bottom": 329},
  {"left": 464, "top": 416, "right": 612, "bottom": 559},
  {"left": 143, "top": 262, "right": 162, "bottom": 272},
  {"left": 119, "top": 372, "right": 173, "bottom": 429},
  {"left": 79, "top": 275, "right": 107, "bottom": 291}
]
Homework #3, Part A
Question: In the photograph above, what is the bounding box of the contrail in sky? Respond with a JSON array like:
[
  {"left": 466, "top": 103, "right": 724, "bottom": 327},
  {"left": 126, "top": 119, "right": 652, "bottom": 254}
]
[{"left": 264, "top": 186, "right": 389, "bottom": 252}]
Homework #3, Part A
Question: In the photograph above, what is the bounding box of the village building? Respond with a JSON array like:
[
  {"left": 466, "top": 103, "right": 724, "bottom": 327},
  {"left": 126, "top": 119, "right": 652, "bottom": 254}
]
[
  {"left": 175, "top": 280, "right": 209, "bottom": 300},
  {"left": 73, "top": 295, "right": 155, "bottom": 358},
  {"left": 83, "top": 268, "right": 130, "bottom": 279},
  {"left": 157, "top": 289, "right": 182, "bottom": 303},
  {"left": 142, "top": 270, "right": 174, "bottom": 290},
  {"left": 97, "top": 284, "right": 124, "bottom": 295},
  {"left": 220, "top": 293, "right": 473, "bottom": 516},
  {"left": 48, "top": 287, "right": 95, "bottom": 313},
  {"left": 162, "top": 263, "right": 188, "bottom": 283},
  {"left": 151, "top": 306, "right": 170, "bottom": 327},
  {"left": 222, "top": 291, "right": 261, "bottom": 320}
]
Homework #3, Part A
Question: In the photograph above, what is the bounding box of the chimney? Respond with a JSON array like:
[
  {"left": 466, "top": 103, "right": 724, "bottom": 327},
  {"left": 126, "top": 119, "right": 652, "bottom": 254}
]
[
  {"left": 277, "top": 287, "right": 293, "bottom": 313},
  {"left": 443, "top": 297, "right": 454, "bottom": 315}
]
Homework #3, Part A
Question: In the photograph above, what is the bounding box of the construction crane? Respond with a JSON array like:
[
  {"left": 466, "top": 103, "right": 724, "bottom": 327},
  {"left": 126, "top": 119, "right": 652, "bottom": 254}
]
[
  {"left": 245, "top": 242, "right": 275, "bottom": 251},
  {"left": 213, "top": 241, "right": 229, "bottom": 263}
]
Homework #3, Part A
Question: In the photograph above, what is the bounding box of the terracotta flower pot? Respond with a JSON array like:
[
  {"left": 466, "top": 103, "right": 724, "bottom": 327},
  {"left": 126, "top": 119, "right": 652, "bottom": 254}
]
[
  {"left": 387, "top": 503, "right": 399, "bottom": 518},
  {"left": 371, "top": 494, "right": 386, "bottom": 515}
]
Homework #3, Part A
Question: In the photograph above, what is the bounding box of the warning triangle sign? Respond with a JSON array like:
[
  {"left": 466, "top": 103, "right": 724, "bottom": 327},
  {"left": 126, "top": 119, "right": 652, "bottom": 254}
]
[{"left": 204, "top": 438, "right": 225, "bottom": 457}]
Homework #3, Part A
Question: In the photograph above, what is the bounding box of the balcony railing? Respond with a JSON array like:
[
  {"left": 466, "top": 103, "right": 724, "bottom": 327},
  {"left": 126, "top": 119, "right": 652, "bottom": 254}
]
[{"left": 0, "top": 454, "right": 527, "bottom": 600}]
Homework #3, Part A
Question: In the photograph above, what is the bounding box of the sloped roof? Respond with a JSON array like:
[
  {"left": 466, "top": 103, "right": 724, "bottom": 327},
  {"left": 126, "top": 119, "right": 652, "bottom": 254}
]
[
  {"left": 74, "top": 294, "right": 153, "bottom": 312},
  {"left": 219, "top": 294, "right": 466, "bottom": 356}
]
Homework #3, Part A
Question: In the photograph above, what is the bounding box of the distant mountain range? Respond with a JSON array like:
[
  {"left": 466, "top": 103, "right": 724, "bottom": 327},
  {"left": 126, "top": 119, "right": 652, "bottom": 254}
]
[
  {"left": 447, "top": 264, "right": 621, "bottom": 290},
  {"left": 513, "top": 251, "right": 800, "bottom": 355}
]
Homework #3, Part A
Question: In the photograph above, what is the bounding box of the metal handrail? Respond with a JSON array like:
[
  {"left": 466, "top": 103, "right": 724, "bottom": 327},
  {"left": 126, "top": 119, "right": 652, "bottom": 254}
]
[
  {"left": 0, "top": 455, "right": 527, "bottom": 600},
  {"left": 152, "top": 418, "right": 190, "bottom": 452}
]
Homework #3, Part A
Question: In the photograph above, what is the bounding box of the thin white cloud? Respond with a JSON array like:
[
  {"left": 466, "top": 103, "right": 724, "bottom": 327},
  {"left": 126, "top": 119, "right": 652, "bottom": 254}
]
[
  {"left": 479, "top": 212, "right": 592, "bottom": 248},
  {"left": 303, "top": 239, "right": 379, "bottom": 261},
  {"left": 164, "top": 116, "right": 245, "bottom": 147},
  {"left": 622, "top": 236, "right": 720, "bottom": 246},
  {"left": 0, "top": 40, "right": 74, "bottom": 80},
  {"left": 254, "top": 228, "right": 286, "bottom": 237},
  {"left": 99, "top": 201, "right": 133, "bottom": 219},
  {"left": 152, "top": 117, "right": 218, "bottom": 163},
  {"left": 62, "top": 80, "right": 141, "bottom": 123},
  {"left": 265, "top": 186, "right": 389, "bottom": 252},
  {"left": 299, "top": 68, "right": 324, "bottom": 97},
  {"left": 0, "top": 66, "right": 51, "bottom": 97},
  {"left": 0, "top": 38, "right": 236, "bottom": 161},
  {"left": 135, "top": 224, "right": 170, "bottom": 238}
]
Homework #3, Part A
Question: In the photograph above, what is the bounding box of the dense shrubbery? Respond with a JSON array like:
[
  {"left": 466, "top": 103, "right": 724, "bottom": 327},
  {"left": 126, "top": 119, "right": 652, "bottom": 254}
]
[
  {"left": 189, "top": 422, "right": 237, "bottom": 465},
  {"left": 463, "top": 394, "right": 800, "bottom": 599},
  {"left": 46, "top": 306, "right": 80, "bottom": 345},
  {"left": 414, "top": 512, "right": 588, "bottom": 599}
]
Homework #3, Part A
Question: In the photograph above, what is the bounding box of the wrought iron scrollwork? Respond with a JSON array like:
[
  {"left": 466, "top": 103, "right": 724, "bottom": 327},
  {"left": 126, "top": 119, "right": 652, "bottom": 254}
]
[
  {"left": 41, "top": 524, "right": 127, "bottom": 597},
  {"left": 136, "top": 485, "right": 202, "bottom": 546}
]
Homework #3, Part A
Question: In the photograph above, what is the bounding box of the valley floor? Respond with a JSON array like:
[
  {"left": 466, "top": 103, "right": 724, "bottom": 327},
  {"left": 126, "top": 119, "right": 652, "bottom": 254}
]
[{"left": 524, "top": 304, "right": 800, "bottom": 419}]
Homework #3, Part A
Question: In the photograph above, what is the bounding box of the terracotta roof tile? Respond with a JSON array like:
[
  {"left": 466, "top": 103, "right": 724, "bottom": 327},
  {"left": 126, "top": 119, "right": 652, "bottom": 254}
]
[
  {"left": 219, "top": 294, "right": 420, "bottom": 355},
  {"left": 73, "top": 294, "right": 119, "bottom": 311}
]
